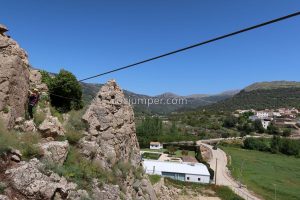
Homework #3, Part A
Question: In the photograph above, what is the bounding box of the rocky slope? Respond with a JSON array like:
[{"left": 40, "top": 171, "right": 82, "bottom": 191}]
[{"left": 0, "top": 24, "right": 30, "bottom": 128}]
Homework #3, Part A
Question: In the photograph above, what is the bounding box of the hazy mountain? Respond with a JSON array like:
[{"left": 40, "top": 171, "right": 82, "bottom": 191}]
[
  {"left": 203, "top": 81, "right": 300, "bottom": 111},
  {"left": 80, "top": 83, "right": 235, "bottom": 115}
]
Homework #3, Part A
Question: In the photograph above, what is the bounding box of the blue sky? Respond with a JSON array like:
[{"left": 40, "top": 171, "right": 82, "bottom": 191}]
[{"left": 1, "top": 0, "right": 300, "bottom": 96}]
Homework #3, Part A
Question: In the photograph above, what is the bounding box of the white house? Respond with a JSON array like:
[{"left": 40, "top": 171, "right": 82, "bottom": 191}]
[
  {"left": 261, "top": 119, "right": 271, "bottom": 129},
  {"left": 150, "top": 142, "right": 163, "bottom": 150},
  {"left": 143, "top": 160, "right": 210, "bottom": 184},
  {"left": 256, "top": 111, "right": 269, "bottom": 119}
]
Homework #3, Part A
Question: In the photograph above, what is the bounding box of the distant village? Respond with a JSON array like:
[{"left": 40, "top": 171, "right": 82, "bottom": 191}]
[{"left": 235, "top": 108, "right": 300, "bottom": 134}]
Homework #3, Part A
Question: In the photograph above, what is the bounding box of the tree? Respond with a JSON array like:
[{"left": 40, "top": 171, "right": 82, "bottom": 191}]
[
  {"left": 267, "top": 123, "right": 280, "bottom": 135},
  {"left": 282, "top": 128, "right": 291, "bottom": 137},
  {"left": 170, "top": 121, "right": 178, "bottom": 134},
  {"left": 223, "top": 116, "right": 237, "bottom": 128},
  {"left": 253, "top": 119, "right": 264, "bottom": 133},
  {"left": 167, "top": 146, "right": 177, "bottom": 155},
  {"left": 48, "top": 70, "right": 83, "bottom": 112}
]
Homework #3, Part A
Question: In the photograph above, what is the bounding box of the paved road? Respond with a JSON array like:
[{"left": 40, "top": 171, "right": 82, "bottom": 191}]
[{"left": 197, "top": 142, "right": 263, "bottom": 200}]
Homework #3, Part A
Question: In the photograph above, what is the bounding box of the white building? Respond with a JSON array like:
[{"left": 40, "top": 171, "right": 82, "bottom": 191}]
[
  {"left": 262, "top": 119, "right": 271, "bottom": 129},
  {"left": 256, "top": 111, "right": 269, "bottom": 119},
  {"left": 150, "top": 142, "right": 163, "bottom": 150},
  {"left": 143, "top": 160, "right": 210, "bottom": 184}
]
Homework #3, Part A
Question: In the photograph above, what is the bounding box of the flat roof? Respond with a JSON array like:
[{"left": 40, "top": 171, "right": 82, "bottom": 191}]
[
  {"left": 143, "top": 160, "right": 210, "bottom": 176},
  {"left": 150, "top": 142, "right": 161, "bottom": 145}
]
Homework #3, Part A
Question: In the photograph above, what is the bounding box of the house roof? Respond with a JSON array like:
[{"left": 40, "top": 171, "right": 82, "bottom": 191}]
[
  {"left": 143, "top": 160, "right": 210, "bottom": 176},
  {"left": 150, "top": 142, "right": 161, "bottom": 145}
]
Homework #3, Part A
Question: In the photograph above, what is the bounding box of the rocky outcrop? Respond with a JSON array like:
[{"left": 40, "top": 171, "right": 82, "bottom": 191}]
[
  {"left": 5, "top": 158, "right": 89, "bottom": 200},
  {"left": 0, "top": 24, "right": 30, "bottom": 128},
  {"left": 14, "top": 117, "right": 37, "bottom": 132},
  {"left": 38, "top": 116, "right": 65, "bottom": 138},
  {"left": 39, "top": 140, "right": 69, "bottom": 166},
  {"left": 80, "top": 80, "right": 140, "bottom": 169},
  {"left": 79, "top": 80, "right": 157, "bottom": 200},
  {"left": 29, "top": 69, "right": 48, "bottom": 92},
  {"left": 153, "top": 178, "right": 180, "bottom": 200}
]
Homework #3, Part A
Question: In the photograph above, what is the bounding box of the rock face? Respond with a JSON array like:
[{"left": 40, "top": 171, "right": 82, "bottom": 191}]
[
  {"left": 39, "top": 140, "right": 69, "bottom": 166},
  {"left": 80, "top": 80, "right": 140, "bottom": 169},
  {"left": 38, "top": 116, "right": 65, "bottom": 138},
  {"left": 14, "top": 117, "right": 37, "bottom": 132},
  {"left": 5, "top": 158, "right": 89, "bottom": 200},
  {"left": 29, "top": 68, "right": 48, "bottom": 92},
  {"left": 80, "top": 80, "right": 157, "bottom": 200},
  {"left": 0, "top": 24, "right": 30, "bottom": 128}
]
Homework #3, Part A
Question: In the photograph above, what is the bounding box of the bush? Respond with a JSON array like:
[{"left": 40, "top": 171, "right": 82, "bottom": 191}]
[
  {"left": 0, "top": 182, "right": 7, "bottom": 194},
  {"left": 65, "top": 109, "right": 87, "bottom": 131},
  {"left": 45, "top": 146, "right": 109, "bottom": 192},
  {"left": 243, "top": 137, "right": 269, "bottom": 152},
  {"left": 47, "top": 70, "right": 83, "bottom": 113},
  {"left": 33, "top": 110, "right": 46, "bottom": 126},
  {"left": 65, "top": 130, "right": 83, "bottom": 145},
  {"left": 214, "top": 186, "right": 244, "bottom": 200},
  {"left": 148, "top": 175, "right": 161, "bottom": 185}
]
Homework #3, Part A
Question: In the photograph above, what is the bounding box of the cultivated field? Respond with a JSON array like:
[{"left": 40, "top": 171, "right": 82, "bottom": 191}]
[{"left": 223, "top": 147, "right": 300, "bottom": 200}]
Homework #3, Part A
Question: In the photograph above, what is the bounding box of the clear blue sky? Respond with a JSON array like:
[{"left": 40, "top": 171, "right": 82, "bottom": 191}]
[{"left": 1, "top": 0, "right": 300, "bottom": 96}]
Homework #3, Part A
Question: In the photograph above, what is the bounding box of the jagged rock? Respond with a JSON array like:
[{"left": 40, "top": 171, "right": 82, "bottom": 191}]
[
  {"left": 29, "top": 69, "right": 48, "bottom": 92},
  {"left": 5, "top": 158, "right": 89, "bottom": 200},
  {"left": 79, "top": 80, "right": 157, "bottom": 200},
  {"left": 39, "top": 140, "right": 69, "bottom": 166},
  {"left": 0, "top": 24, "right": 30, "bottom": 129},
  {"left": 38, "top": 116, "right": 65, "bottom": 138},
  {"left": 10, "top": 155, "right": 21, "bottom": 162},
  {"left": 0, "top": 195, "right": 9, "bottom": 200},
  {"left": 92, "top": 183, "right": 121, "bottom": 200},
  {"left": 80, "top": 80, "right": 140, "bottom": 169},
  {"left": 14, "top": 117, "right": 37, "bottom": 132},
  {"left": 153, "top": 178, "right": 180, "bottom": 200},
  {"left": 0, "top": 24, "right": 8, "bottom": 34}
]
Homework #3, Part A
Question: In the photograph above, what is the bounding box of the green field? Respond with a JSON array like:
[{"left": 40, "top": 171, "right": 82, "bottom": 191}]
[{"left": 223, "top": 147, "right": 300, "bottom": 200}]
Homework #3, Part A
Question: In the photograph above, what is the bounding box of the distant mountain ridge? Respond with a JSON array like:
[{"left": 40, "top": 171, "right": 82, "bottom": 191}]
[
  {"left": 81, "top": 82, "right": 237, "bottom": 115},
  {"left": 203, "top": 81, "right": 300, "bottom": 111}
]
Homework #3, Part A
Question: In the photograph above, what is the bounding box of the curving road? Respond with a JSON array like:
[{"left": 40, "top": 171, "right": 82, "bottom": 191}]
[{"left": 197, "top": 142, "right": 263, "bottom": 200}]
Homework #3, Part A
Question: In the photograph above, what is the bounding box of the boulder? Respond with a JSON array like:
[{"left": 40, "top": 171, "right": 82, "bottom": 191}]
[
  {"left": 39, "top": 140, "right": 69, "bottom": 166},
  {"left": 0, "top": 25, "right": 30, "bottom": 128},
  {"left": 29, "top": 69, "right": 48, "bottom": 92},
  {"left": 38, "top": 116, "right": 65, "bottom": 138},
  {"left": 14, "top": 117, "right": 37, "bottom": 132},
  {"left": 80, "top": 80, "right": 140, "bottom": 169},
  {"left": 0, "top": 195, "right": 9, "bottom": 200},
  {"left": 5, "top": 158, "right": 89, "bottom": 200}
]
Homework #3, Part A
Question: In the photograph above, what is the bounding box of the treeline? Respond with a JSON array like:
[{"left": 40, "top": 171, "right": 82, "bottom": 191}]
[
  {"left": 243, "top": 137, "right": 300, "bottom": 157},
  {"left": 205, "top": 88, "right": 300, "bottom": 111},
  {"left": 136, "top": 117, "right": 200, "bottom": 148}
]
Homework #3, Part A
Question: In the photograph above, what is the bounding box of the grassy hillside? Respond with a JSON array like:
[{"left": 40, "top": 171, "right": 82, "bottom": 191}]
[
  {"left": 244, "top": 81, "right": 300, "bottom": 92},
  {"left": 223, "top": 147, "right": 300, "bottom": 200},
  {"left": 205, "top": 87, "right": 300, "bottom": 111}
]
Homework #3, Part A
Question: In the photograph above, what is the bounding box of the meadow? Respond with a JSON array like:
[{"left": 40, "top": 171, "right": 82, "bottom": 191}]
[{"left": 223, "top": 147, "right": 300, "bottom": 200}]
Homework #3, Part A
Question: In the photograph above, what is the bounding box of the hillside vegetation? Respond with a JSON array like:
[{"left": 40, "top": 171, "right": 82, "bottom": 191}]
[{"left": 205, "top": 87, "right": 300, "bottom": 111}]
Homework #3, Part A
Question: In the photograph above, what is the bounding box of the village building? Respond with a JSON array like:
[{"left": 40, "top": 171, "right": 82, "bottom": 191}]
[
  {"left": 143, "top": 160, "right": 210, "bottom": 184},
  {"left": 150, "top": 142, "right": 163, "bottom": 150}
]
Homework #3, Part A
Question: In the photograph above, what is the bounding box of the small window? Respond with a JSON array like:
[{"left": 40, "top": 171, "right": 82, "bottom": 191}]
[
  {"left": 187, "top": 177, "right": 190, "bottom": 180},
  {"left": 198, "top": 178, "right": 201, "bottom": 181}
]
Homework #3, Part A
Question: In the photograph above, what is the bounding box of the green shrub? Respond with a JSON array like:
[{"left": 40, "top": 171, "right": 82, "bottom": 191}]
[
  {"left": 134, "top": 166, "right": 144, "bottom": 180},
  {"left": 0, "top": 182, "right": 7, "bottom": 194},
  {"left": 50, "top": 106, "right": 63, "bottom": 122},
  {"left": 148, "top": 175, "right": 161, "bottom": 185},
  {"left": 33, "top": 110, "right": 46, "bottom": 126},
  {"left": 66, "top": 109, "right": 87, "bottom": 131},
  {"left": 19, "top": 132, "right": 42, "bottom": 160},
  {"left": 48, "top": 69, "right": 83, "bottom": 113},
  {"left": 0, "top": 122, "right": 18, "bottom": 155},
  {"left": 243, "top": 137, "right": 269, "bottom": 152},
  {"left": 65, "top": 129, "right": 83, "bottom": 145},
  {"left": 2, "top": 106, "right": 9, "bottom": 114}
]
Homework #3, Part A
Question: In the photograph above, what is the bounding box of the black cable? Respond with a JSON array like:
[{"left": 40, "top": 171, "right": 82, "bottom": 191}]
[{"left": 78, "top": 11, "right": 300, "bottom": 82}]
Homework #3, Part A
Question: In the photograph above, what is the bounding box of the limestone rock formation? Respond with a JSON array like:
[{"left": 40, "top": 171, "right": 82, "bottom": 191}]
[
  {"left": 80, "top": 79, "right": 140, "bottom": 169},
  {"left": 14, "top": 117, "right": 37, "bottom": 132},
  {"left": 39, "top": 140, "right": 69, "bottom": 166},
  {"left": 5, "top": 158, "right": 89, "bottom": 200},
  {"left": 79, "top": 80, "right": 157, "bottom": 200},
  {"left": 0, "top": 24, "right": 30, "bottom": 128},
  {"left": 29, "top": 68, "right": 48, "bottom": 92},
  {"left": 38, "top": 116, "right": 65, "bottom": 138}
]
